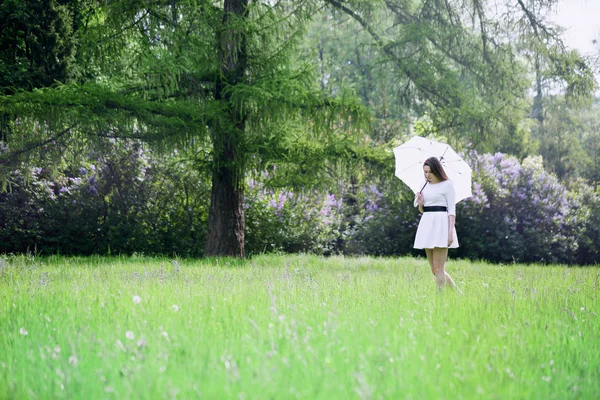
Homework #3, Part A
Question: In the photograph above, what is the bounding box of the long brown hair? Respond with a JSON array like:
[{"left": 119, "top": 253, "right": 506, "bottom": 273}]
[{"left": 424, "top": 157, "right": 449, "bottom": 181}]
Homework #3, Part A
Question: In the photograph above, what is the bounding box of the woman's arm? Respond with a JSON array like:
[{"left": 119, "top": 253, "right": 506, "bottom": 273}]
[
  {"left": 445, "top": 181, "right": 456, "bottom": 246},
  {"left": 448, "top": 215, "right": 455, "bottom": 246},
  {"left": 415, "top": 192, "right": 424, "bottom": 213}
]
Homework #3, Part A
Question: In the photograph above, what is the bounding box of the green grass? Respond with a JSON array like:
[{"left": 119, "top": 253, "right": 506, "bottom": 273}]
[{"left": 0, "top": 254, "right": 598, "bottom": 399}]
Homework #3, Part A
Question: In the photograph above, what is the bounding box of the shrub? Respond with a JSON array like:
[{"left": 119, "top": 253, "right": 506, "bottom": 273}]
[
  {"left": 343, "top": 152, "right": 596, "bottom": 265},
  {"left": 341, "top": 183, "right": 420, "bottom": 257},
  {"left": 0, "top": 140, "right": 209, "bottom": 257},
  {"left": 568, "top": 180, "right": 600, "bottom": 264},
  {"left": 456, "top": 153, "right": 577, "bottom": 263},
  {"left": 244, "top": 179, "right": 343, "bottom": 255},
  {"left": 2, "top": 143, "right": 598, "bottom": 264}
]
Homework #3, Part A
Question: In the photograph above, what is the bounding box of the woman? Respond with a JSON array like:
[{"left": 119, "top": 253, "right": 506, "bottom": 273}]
[{"left": 414, "top": 157, "right": 461, "bottom": 292}]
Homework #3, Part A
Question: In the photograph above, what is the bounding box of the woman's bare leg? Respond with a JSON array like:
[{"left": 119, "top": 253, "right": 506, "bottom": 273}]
[
  {"left": 425, "top": 249, "right": 435, "bottom": 275},
  {"left": 427, "top": 248, "right": 452, "bottom": 285},
  {"left": 444, "top": 271, "right": 461, "bottom": 293},
  {"left": 431, "top": 247, "right": 448, "bottom": 289},
  {"left": 431, "top": 248, "right": 461, "bottom": 292}
]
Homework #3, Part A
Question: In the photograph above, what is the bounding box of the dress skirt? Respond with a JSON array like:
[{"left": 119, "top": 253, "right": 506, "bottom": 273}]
[{"left": 413, "top": 212, "right": 459, "bottom": 249}]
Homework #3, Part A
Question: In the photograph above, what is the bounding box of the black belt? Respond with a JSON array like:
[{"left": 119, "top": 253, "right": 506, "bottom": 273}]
[{"left": 423, "top": 206, "right": 447, "bottom": 212}]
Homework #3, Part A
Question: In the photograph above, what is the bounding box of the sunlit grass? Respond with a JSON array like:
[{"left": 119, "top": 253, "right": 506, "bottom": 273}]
[{"left": 1, "top": 254, "right": 598, "bottom": 399}]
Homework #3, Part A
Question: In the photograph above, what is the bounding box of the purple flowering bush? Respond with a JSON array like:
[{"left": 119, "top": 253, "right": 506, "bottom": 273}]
[
  {"left": 244, "top": 178, "right": 343, "bottom": 255},
  {"left": 341, "top": 183, "right": 420, "bottom": 256},
  {"left": 0, "top": 164, "right": 104, "bottom": 254},
  {"left": 455, "top": 153, "right": 577, "bottom": 263},
  {"left": 565, "top": 179, "right": 600, "bottom": 264},
  {"left": 2, "top": 137, "right": 599, "bottom": 264},
  {"left": 0, "top": 140, "right": 209, "bottom": 256},
  {"left": 341, "top": 151, "right": 599, "bottom": 264}
]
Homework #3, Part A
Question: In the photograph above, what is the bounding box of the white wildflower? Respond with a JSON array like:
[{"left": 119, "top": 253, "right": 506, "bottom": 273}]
[
  {"left": 52, "top": 345, "right": 60, "bottom": 359},
  {"left": 132, "top": 295, "right": 141, "bottom": 304},
  {"left": 125, "top": 331, "right": 135, "bottom": 340},
  {"left": 19, "top": 327, "right": 28, "bottom": 336}
]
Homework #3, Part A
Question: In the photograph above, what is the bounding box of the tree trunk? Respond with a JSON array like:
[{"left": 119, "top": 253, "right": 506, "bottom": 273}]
[
  {"left": 204, "top": 0, "right": 248, "bottom": 257},
  {"left": 532, "top": 54, "right": 544, "bottom": 127},
  {"left": 205, "top": 132, "right": 245, "bottom": 257}
]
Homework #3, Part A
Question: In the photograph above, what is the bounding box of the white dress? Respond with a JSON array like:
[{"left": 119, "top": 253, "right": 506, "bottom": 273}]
[{"left": 413, "top": 179, "right": 459, "bottom": 249}]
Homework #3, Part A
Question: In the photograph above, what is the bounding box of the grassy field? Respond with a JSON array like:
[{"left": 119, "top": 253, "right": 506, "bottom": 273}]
[{"left": 0, "top": 254, "right": 598, "bottom": 399}]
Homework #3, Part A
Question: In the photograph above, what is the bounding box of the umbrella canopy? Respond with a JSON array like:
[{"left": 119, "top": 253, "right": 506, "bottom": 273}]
[{"left": 393, "top": 136, "right": 472, "bottom": 203}]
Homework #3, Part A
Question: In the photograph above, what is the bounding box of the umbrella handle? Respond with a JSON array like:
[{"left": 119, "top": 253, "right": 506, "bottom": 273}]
[{"left": 420, "top": 181, "right": 427, "bottom": 193}]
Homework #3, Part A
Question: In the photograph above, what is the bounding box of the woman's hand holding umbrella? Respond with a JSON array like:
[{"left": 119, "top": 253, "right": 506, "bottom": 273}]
[{"left": 415, "top": 191, "right": 424, "bottom": 213}]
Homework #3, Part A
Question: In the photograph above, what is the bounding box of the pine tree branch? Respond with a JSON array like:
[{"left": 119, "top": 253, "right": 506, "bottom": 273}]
[
  {"left": 0, "top": 125, "right": 75, "bottom": 164},
  {"left": 322, "top": 0, "right": 452, "bottom": 107},
  {"left": 515, "top": 0, "right": 564, "bottom": 49},
  {"left": 105, "top": 9, "right": 151, "bottom": 42}
]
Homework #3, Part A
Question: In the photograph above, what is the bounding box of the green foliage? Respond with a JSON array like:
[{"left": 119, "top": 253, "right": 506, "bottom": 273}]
[
  {"left": 315, "top": 0, "right": 536, "bottom": 152},
  {"left": 1, "top": 0, "right": 369, "bottom": 191},
  {"left": 0, "top": 140, "right": 209, "bottom": 257},
  {"left": 566, "top": 179, "right": 600, "bottom": 264},
  {"left": 535, "top": 98, "right": 600, "bottom": 183},
  {"left": 0, "top": 0, "right": 80, "bottom": 91},
  {"left": 244, "top": 184, "right": 343, "bottom": 255},
  {"left": 579, "top": 104, "right": 600, "bottom": 188}
]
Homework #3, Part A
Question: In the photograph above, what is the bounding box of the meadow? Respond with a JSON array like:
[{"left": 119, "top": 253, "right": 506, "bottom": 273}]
[{"left": 0, "top": 254, "right": 598, "bottom": 399}]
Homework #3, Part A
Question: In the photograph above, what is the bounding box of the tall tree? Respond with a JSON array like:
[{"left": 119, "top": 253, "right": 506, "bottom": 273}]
[
  {"left": 0, "top": 0, "right": 81, "bottom": 153},
  {"left": 510, "top": 0, "right": 597, "bottom": 168},
  {"left": 317, "top": 0, "right": 596, "bottom": 153},
  {"left": 1, "top": 0, "right": 364, "bottom": 256},
  {"left": 0, "top": 0, "right": 79, "bottom": 91},
  {"left": 206, "top": 0, "right": 249, "bottom": 256}
]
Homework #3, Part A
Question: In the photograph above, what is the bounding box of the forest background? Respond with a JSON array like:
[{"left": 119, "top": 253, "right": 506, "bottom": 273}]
[{"left": 1, "top": 0, "right": 599, "bottom": 264}]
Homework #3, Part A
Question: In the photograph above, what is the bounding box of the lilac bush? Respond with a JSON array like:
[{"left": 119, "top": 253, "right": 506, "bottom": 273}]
[
  {"left": 340, "top": 181, "right": 420, "bottom": 256},
  {"left": 456, "top": 153, "right": 577, "bottom": 263},
  {"left": 564, "top": 179, "right": 600, "bottom": 264},
  {"left": 243, "top": 150, "right": 599, "bottom": 264},
  {"left": 0, "top": 140, "right": 209, "bottom": 256},
  {"left": 342, "top": 151, "right": 598, "bottom": 264},
  {"left": 244, "top": 179, "right": 343, "bottom": 255},
  {"left": 244, "top": 173, "right": 421, "bottom": 257},
  {"left": 2, "top": 138, "right": 598, "bottom": 263},
  {"left": 0, "top": 165, "right": 98, "bottom": 254}
]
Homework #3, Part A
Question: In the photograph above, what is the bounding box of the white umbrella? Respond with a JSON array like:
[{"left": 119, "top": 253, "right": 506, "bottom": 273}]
[{"left": 393, "top": 136, "right": 472, "bottom": 203}]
